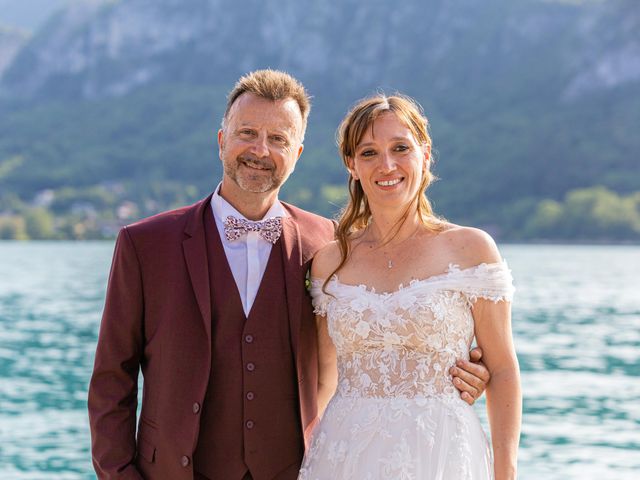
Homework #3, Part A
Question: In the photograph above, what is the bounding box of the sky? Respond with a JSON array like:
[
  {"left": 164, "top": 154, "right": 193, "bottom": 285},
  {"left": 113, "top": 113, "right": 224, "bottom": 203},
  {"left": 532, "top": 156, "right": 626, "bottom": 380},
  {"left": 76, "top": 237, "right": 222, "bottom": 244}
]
[{"left": 0, "top": 0, "right": 67, "bottom": 31}]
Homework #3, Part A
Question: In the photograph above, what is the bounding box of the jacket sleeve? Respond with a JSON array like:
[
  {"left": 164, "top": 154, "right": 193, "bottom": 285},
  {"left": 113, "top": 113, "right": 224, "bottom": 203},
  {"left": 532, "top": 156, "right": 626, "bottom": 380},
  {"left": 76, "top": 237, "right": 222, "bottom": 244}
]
[{"left": 88, "top": 227, "right": 144, "bottom": 479}]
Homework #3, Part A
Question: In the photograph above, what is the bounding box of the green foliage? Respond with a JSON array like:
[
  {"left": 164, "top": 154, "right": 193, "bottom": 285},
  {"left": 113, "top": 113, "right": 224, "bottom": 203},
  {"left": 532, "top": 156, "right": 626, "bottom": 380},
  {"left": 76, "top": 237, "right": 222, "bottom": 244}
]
[
  {"left": 24, "top": 207, "right": 55, "bottom": 239},
  {"left": 0, "top": 216, "right": 28, "bottom": 240},
  {"left": 524, "top": 187, "right": 640, "bottom": 241},
  {"left": 523, "top": 200, "right": 564, "bottom": 238},
  {"left": 0, "top": 0, "right": 638, "bottom": 241},
  {"left": 320, "top": 185, "right": 349, "bottom": 214},
  {"left": 49, "top": 186, "right": 117, "bottom": 214},
  {"left": 0, "top": 155, "right": 24, "bottom": 179}
]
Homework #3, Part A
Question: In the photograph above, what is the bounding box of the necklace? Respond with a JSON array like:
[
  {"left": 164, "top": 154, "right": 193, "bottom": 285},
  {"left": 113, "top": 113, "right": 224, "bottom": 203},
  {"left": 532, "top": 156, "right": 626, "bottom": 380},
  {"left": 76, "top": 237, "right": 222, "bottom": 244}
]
[{"left": 365, "top": 223, "right": 421, "bottom": 270}]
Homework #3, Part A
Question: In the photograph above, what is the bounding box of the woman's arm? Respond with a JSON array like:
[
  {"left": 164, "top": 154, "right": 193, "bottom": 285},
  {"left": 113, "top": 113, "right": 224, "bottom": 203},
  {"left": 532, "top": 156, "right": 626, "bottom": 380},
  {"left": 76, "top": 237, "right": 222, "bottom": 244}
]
[
  {"left": 474, "top": 297, "right": 521, "bottom": 480},
  {"left": 315, "top": 314, "right": 338, "bottom": 417},
  {"left": 447, "top": 227, "right": 521, "bottom": 479},
  {"left": 311, "top": 241, "right": 340, "bottom": 417}
]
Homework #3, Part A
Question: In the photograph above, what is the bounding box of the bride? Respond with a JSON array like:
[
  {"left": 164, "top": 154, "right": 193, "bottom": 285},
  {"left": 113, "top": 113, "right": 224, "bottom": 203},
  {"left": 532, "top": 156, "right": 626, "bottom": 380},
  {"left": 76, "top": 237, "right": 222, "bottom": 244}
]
[{"left": 298, "top": 94, "right": 521, "bottom": 479}]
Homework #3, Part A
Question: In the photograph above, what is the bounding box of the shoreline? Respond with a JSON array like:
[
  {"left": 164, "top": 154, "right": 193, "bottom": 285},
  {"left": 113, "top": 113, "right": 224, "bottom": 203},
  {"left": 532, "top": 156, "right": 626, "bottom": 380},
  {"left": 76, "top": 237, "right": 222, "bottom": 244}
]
[{"left": 1, "top": 239, "right": 640, "bottom": 246}]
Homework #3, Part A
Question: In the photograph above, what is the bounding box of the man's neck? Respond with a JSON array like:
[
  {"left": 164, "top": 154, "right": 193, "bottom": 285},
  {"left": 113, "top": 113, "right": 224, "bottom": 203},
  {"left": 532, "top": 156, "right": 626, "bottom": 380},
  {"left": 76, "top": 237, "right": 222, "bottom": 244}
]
[{"left": 218, "top": 180, "right": 279, "bottom": 221}]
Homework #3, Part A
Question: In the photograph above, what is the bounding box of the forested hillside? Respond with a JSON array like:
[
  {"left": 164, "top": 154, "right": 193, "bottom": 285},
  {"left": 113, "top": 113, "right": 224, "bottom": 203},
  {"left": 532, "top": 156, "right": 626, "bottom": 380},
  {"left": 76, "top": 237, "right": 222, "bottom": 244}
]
[{"left": 0, "top": 0, "right": 638, "bottom": 240}]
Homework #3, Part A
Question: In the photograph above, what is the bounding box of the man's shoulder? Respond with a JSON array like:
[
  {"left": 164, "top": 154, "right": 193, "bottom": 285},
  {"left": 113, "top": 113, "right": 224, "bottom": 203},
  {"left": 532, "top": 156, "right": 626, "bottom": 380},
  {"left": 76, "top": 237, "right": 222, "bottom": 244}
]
[
  {"left": 124, "top": 196, "right": 208, "bottom": 239},
  {"left": 282, "top": 202, "right": 335, "bottom": 260},
  {"left": 282, "top": 202, "right": 334, "bottom": 231}
]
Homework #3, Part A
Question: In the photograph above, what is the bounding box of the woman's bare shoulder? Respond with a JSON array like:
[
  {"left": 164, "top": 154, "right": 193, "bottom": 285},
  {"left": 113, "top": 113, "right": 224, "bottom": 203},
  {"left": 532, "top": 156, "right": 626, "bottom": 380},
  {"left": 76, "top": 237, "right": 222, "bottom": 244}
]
[
  {"left": 312, "top": 240, "right": 343, "bottom": 280},
  {"left": 436, "top": 224, "right": 502, "bottom": 269}
]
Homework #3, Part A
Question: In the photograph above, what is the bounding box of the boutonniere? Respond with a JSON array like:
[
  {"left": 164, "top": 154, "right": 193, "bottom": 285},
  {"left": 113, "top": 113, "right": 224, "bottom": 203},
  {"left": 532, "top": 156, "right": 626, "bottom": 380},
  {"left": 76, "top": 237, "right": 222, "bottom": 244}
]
[{"left": 305, "top": 269, "right": 311, "bottom": 292}]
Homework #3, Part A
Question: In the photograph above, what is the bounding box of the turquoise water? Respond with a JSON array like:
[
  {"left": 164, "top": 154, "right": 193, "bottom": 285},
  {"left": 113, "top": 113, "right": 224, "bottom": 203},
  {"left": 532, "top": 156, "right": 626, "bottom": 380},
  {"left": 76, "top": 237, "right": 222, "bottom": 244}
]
[{"left": 0, "top": 242, "right": 639, "bottom": 479}]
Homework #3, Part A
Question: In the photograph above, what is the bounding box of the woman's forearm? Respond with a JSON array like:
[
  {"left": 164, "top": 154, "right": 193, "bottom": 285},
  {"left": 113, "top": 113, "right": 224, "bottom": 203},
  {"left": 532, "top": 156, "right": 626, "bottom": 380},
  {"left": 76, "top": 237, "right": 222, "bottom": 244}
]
[
  {"left": 317, "top": 380, "right": 337, "bottom": 418},
  {"left": 486, "top": 366, "right": 522, "bottom": 480}
]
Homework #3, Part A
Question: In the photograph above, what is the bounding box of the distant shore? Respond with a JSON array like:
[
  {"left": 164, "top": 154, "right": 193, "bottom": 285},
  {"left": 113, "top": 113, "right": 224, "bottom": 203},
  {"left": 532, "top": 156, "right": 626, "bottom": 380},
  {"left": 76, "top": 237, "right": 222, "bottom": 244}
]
[{"left": 1, "top": 239, "right": 639, "bottom": 246}]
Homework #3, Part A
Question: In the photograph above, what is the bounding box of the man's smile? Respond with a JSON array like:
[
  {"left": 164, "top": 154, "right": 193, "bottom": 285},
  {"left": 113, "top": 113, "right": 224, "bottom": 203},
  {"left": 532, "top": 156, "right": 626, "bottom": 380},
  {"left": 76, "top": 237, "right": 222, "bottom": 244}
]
[{"left": 239, "top": 157, "right": 273, "bottom": 171}]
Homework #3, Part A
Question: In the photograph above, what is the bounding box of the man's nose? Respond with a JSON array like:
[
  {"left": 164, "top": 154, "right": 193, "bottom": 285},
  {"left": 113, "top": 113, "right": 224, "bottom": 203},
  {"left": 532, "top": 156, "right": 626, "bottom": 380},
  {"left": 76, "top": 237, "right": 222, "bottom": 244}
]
[{"left": 250, "top": 133, "right": 270, "bottom": 158}]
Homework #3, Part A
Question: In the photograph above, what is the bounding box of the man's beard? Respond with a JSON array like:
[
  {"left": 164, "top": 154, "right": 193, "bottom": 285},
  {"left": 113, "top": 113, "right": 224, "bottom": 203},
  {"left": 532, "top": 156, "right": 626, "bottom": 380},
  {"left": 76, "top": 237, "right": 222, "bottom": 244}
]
[{"left": 224, "top": 154, "right": 284, "bottom": 193}]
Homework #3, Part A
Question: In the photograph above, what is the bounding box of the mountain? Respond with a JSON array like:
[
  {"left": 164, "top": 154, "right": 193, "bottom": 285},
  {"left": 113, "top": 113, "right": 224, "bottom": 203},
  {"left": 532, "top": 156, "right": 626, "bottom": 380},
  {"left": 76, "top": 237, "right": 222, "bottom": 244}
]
[
  {"left": 0, "top": 0, "right": 638, "bottom": 240},
  {"left": 3, "top": 0, "right": 640, "bottom": 100},
  {"left": 0, "top": 26, "right": 28, "bottom": 79},
  {"left": 0, "top": 0, "right": 67, "bottom": 31}
]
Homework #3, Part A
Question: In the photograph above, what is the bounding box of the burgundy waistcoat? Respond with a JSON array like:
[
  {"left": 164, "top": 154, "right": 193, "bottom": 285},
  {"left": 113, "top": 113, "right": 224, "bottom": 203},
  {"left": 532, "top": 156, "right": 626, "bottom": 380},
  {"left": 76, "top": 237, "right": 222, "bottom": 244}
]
[{"left": 193, "top": 206, "right": 303, "bottom": 480}]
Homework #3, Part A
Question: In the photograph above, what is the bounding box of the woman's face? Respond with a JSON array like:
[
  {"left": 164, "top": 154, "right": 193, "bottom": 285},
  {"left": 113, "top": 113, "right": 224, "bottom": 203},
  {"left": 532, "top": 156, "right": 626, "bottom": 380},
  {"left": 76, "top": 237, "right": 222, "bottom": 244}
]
[{"left": 349, "top": 112, "right": 429, "bottom": 212}]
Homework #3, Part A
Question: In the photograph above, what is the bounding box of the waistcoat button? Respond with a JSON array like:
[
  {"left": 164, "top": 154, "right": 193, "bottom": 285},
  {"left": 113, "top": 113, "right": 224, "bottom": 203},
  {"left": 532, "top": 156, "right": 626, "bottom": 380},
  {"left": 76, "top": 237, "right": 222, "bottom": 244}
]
[
  {"left": 244, "top": 334, "right": 254, "bottom": 343},
  {"left": 181, "top": 455, "right": 190, "bottom": 467},
  {"left": 246, "top": 391, "right": 255, "bottom": 400},
  {"left": 246, "top": 362, "right": 255, "bottom": 372},
  {"left": 192, "top": 402, "right": 200, "bottom": 414},
  {"left": 246, "top": 420, "right": 254, "bottom": 429}
]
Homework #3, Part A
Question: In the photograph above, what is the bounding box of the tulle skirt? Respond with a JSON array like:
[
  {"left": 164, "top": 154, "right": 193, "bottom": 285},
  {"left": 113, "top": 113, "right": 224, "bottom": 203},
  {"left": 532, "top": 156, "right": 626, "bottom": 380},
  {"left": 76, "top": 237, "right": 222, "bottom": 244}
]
[{"left": 298, "top": 394, "right": 492, "bottom": 480}]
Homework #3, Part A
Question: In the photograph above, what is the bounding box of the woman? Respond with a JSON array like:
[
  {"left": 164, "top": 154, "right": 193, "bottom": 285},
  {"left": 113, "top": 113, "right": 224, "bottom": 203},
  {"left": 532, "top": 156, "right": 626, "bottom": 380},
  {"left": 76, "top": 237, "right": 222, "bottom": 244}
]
[{"left": 298, "top": 94, "right": 521, "bottom": 479}]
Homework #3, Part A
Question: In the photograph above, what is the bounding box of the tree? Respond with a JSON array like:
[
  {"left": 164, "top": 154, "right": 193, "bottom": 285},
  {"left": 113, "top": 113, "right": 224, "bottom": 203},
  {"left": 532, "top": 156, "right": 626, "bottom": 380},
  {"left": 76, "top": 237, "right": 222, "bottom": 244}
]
[
  {"left": 0, "top": 216, "right": 28, "bottom": 240},
  {"left": 24, "top": 208, "right": 55, "bottom": 239}
]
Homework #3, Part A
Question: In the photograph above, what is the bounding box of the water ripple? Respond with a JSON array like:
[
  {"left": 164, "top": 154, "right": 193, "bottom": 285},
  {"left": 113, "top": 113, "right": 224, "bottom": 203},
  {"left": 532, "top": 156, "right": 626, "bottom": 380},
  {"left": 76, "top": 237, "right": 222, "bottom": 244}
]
[{"left": 1, "top": 242, "right": 639, "bottom": 478}]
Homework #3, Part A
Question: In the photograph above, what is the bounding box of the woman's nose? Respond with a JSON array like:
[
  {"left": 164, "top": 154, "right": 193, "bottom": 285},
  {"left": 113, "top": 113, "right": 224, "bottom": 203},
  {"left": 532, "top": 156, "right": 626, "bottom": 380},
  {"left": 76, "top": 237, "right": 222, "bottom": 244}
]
[{"left": 378, "top": 152, "right": 396, "bottom": 173}]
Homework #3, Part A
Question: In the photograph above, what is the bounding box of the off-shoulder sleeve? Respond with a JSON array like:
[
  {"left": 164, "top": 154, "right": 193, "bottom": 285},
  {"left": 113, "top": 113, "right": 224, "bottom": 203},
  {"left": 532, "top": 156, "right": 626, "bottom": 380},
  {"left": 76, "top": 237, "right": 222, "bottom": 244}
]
[
  {"left": 447, "top": 261, "right": 515, "bottom": 303},
  {"left": 310, "top": 279, "right": 331, "bottom": 316}
]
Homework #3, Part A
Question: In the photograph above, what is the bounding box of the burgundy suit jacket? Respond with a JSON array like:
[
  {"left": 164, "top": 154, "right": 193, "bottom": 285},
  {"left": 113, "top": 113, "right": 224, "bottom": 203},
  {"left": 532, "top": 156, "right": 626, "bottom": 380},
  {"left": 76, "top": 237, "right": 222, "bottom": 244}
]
[{"left": 88, "top": 194, "right": 335, "bottom": 479}]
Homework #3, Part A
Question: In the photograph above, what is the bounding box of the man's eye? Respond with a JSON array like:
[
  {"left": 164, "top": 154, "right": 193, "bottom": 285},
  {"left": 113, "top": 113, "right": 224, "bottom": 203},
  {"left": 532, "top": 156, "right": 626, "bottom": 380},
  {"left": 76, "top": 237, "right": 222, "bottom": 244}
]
[
  {"left": 271, "top": 135, "right": 287, "bottom": 144},
  {"left": 239, "top": 129, "right": 255, "bottom": 136}
]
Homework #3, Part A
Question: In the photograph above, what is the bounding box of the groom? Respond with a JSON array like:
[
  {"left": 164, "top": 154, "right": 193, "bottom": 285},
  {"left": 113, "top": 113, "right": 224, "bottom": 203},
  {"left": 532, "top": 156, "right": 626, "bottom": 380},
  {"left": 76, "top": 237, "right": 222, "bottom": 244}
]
[{"left": 88, "top": 69, "right": 490, "bottom": 480}]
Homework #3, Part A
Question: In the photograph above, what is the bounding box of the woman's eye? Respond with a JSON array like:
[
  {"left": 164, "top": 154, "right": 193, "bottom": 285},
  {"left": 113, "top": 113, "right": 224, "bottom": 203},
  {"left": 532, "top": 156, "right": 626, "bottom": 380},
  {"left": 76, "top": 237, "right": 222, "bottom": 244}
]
[
  {"left": 361, "top": 149, "right": 376, "bottom": 157},
  {"left": 395, "top": 144, "right": 409, "bottom": 152}
]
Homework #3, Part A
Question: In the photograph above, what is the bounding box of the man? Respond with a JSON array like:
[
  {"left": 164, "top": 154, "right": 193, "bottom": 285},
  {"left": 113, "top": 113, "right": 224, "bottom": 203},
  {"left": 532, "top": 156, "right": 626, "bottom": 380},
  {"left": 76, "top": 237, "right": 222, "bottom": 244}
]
[{"left": 88, "top": 70, "right": 490, "bottom": 480}]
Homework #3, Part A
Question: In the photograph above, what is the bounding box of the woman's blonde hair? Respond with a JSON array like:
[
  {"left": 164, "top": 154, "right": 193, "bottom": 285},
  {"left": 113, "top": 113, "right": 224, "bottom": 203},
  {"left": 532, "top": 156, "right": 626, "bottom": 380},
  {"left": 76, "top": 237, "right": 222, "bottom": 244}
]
[{"left": 326, "top": 94, "right": 445, "bottom": 289}]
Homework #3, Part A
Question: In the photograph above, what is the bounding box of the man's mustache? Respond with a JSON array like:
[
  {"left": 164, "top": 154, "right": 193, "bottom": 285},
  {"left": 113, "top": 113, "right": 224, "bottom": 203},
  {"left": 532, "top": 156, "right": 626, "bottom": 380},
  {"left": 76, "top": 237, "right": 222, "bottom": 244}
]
[{"left": 238, "top": 154, "right": 274, "bottom": 170}]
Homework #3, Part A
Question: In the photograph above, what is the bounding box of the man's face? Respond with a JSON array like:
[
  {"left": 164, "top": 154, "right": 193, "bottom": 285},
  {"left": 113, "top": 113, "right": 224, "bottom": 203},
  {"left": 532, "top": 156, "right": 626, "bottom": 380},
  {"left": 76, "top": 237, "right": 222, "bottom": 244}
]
[{"left": 218, "top": 93, "right": 304, "bottom": 195}]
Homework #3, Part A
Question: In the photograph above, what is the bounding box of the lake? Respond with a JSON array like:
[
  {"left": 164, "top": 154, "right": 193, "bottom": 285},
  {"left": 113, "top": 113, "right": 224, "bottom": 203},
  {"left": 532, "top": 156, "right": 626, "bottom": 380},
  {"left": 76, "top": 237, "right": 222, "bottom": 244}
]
[{"left": 0, "top": 242, "right": 639, "bottom": 479}]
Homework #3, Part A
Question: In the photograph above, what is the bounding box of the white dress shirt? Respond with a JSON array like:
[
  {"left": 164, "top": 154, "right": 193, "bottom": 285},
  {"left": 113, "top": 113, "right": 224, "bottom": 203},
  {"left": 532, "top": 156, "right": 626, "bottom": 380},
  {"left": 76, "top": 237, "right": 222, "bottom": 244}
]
[{"left": 210, "top": 184, "right": 287, "bottom": 316}]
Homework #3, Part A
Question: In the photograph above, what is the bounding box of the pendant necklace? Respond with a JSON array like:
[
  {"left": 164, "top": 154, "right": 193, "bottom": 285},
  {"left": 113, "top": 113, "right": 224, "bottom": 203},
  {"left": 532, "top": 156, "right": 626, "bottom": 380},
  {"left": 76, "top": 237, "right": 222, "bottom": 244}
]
[{"left": 374, "top": 225, "right": 421, "bottom": 270}]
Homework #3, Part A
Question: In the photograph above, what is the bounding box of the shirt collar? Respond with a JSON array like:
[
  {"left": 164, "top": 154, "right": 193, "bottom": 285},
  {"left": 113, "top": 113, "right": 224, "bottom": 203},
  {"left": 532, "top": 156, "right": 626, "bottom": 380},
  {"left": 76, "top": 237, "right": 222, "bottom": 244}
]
[{"left": 210, "top": 182, "right": 287, "bottom": 224}]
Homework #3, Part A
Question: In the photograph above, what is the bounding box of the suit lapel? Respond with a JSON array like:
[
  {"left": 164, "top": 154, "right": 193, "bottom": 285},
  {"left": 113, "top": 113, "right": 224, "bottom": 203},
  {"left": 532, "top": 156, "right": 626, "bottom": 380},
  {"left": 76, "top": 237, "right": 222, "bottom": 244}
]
[
  {"left": 182, "top": 196, "right": 213, "bottom": 344},
  {"left": 281, "top": 216, "right": 303, "bottom": 362}
]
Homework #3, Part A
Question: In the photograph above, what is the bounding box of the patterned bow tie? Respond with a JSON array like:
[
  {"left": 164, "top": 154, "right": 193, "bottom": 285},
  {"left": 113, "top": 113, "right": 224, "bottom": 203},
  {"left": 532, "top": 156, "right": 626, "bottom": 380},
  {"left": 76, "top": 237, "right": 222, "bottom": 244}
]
[{"left": 223, "top": 215, "right": 283, "bottom": 244}]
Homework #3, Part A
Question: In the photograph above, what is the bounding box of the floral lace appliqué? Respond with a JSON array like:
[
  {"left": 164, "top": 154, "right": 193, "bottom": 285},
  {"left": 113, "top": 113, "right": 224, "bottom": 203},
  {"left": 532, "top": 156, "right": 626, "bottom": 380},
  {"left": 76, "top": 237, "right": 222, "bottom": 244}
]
[{"left": 300, "top": 262, "right": 512, "bottom": 479}]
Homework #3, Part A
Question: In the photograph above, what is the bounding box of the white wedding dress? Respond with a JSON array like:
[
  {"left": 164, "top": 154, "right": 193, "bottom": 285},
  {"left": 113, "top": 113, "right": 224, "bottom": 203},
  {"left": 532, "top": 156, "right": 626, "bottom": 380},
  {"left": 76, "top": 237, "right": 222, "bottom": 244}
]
[{"left": 298, "top": 262, "right": 514, "bottom": 480}]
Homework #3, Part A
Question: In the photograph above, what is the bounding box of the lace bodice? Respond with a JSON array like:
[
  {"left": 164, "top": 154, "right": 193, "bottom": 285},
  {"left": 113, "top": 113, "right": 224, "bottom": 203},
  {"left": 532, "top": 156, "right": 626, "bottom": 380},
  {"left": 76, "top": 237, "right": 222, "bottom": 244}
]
[{"left": 311, "top": 262, "right": 514, "bottom": 400}]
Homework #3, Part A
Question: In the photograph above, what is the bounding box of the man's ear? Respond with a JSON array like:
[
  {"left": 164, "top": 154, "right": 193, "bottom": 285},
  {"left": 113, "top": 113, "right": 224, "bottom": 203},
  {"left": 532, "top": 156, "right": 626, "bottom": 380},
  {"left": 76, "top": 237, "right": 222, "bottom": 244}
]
[
  {"left": 217, "top": 129, "right": 224, "bottom": 157},
  {"left": 296, "top": 144, "right": 304, "bottom": 161}
]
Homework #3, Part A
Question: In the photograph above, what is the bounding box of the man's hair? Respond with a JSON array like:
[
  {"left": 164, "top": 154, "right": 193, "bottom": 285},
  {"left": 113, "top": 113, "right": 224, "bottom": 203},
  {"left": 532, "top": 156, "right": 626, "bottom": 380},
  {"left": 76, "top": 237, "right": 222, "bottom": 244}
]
[{"left": 223, "top": 69, "right": 311, "bottom": 138}]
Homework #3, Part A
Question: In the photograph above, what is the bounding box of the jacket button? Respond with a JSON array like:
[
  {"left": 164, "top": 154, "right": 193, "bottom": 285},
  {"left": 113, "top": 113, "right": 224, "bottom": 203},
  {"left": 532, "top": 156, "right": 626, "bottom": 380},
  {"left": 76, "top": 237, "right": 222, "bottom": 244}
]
[
  {"left": 246, "top": 362, "right": 255, "bottom": 372},
  {"left": 246, "top": 391, "right": 255, "bottom": 401},
  {"left": 245, "top": 334, "right": 254, "bottom": 343},
  {"left": 192, "top": 402, "right": 200, "bottom": 414},
  {"left": 246, "top": 420, "right": 254, "bottom": 429},
  {"left": 181, "top": 455, "right": 190, "bottom": 467}
]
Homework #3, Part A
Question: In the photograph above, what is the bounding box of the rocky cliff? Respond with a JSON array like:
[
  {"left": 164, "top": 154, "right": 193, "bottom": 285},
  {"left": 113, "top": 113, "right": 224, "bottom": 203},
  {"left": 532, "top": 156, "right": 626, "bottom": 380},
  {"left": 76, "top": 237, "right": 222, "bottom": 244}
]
[{"left": 2, "top": 0, "right": 639, "bottom": 105}]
